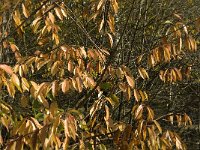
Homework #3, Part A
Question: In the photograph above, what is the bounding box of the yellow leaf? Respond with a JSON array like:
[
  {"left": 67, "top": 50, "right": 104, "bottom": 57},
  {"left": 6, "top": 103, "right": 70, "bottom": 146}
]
[
  {"left": 36, "top": 82, "right": 47, "bottom": 97},
  {"left": 79, "top": 139, "right": 85, "bottom": 150},
  {"left": 54, "top": 7, "right": 63, "bottom": 20},
  {"left": 76, "top": 77, "right": 83, "bottom": 92},
  {"left": 126, "top": 86, "right": 131, "bottom": 100},
  {"left": 51, "top": 61, "right": 60, "bottom": 76},
  {"left": 97, "top": 0, "right": 105, "bottom": 10},
  {"left": 37, "top": 59, "right": 51, "bottom": 71},
  {"left": 61, "top": 79, "right": 70, "bottom": 93},
  {"left": 163, "top": 45, "right": 171, "bottom": 62},
  {"left": 147, "top": 107, "right": 154, "bottom": 121},
  {"left": 1, "top": 116, "right": 10, "bottom": 130},
  {"left": 134, "top": 89, "right": 141, "bottom": 102},
  {"left": 48, "top": 12, "right": 55, "bottom": 23},
  {"left": 38, "top": 94, "right": 49, "bottom": 108},
  {"left": 139, "top": 90, "right": 145, "bottom": 101},
  {"left": 68, "top": 60, "right": 74, "bottom": 73},
  {"left": 22, "top": 3, "right": 30, "bottom": 18},
  {"left": 108, "top": 15, "right": 115, "bottom": 33},
  {"left": 6, "top": 81, "right": 15, "bottom": 97},
  {"left": 138, "top": 67, "right": 149, "bottom": 80},
  {"left": 99, "top": 19, "right": 104, "bottom": 32},
  {"left": 135, "top": 105, "right": 143, "bottom": 120},
  {"left": 52, "top": 80, "right": 59, "bottom": 97},
  {"left": 107, "top": 33, "right": 113, "bottom": 47},
  {"left": 39, "top": 125, "right": 48, "bottom": 145},
  {"left": 61, "top": 7, "right": 67, "bottom": 18},
  {"left": 63, "top": 114, "right": 77, "bottom": 141},
  {"left": 125, "top": 75, "right": 135, "bottom": 88},
  {"left": 11, "top": 74, "right": 21, "bottom": 91},
  {"left": 153, "top": 120, "right": 162, "bottom": 133},
  {"left": 30, "top": 117, "right": 42, "bottom": 129},
  {"left": 111, "top": 0, "right": 119, "bottom": 13}
]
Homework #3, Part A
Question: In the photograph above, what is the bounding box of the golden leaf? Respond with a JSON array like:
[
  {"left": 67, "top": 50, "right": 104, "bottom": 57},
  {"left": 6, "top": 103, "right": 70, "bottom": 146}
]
[
  {"left": 111, "top": 0, "right": 119, "bottom": 13},
  {"left": 135, "top": 105, "right": 143, "bottom": 120},
  {"left": 108, "top": 14, "right": 115, "bottom": 33},
  {"left": 147, "top": 107, "right": 154, "bottom": 121},
  {"left": 37, "top": 59, "right": 51, "bottom": 71},
  {"left": 30, "top": 117, "right": 43, "bottom": 129},
  {"left": 52, "top": 80, "right": 59, "bottom": 97},
  {"left": 63, "top": 114, "right": 77, "bottom": 141},
  {"left": 99, "top": 19, "right": 104, "bottom": 32},
  {"left": 134, "top": 89, "right": 141, "bottom": 102},
  {"left": 39, "top": 125, "right": 48, "bottom": 145},
  {"left": 22, "top": 3, "right": 30, "bottom": 18},
  {"left": 139, "top": 90, "right": 145, "bottom": 101},
  {"left": 107, "top": 33, "right": 113, "bottom": 47},
  {"left": 87, "top": 76, "right": 96, "bottom": 88},
  {"left": 48, "top": 12, "right": 55, "bottom": 23},
  {"left": 153, "top": 120, "right": 162, "bottom": 133},
  {"left": 76, "top": 77, "right": 83, "bottom": 92},
  {"left": 125, "top": 75, "right": 135, "bottom": 88},
  {"left": 61, "top": 7, "right": 67, "bottom": 18},
  {"left": 21, "top": 78, "right": 30, "bottom": 91},
  {"left": 11, "top": 74, "right": 21, "bottom": 92},
  {"left": 97, "top": 0, "right": 105, "bottom": 10},
  {"left": 54, "top": 7, "right": 63, "bottom": 20},
  {"left": 51, "top": 61, "right": 60, "bottom": 76},
  {"left": 138, "top": 67, "right": 149, "bottom": 80},
  {"left": 61, "top": 79, "right": 70, "bottom": 93},
  {"left": 1, "top": 116, "right": 10, "bottom": 131},
  {"left": 38, "top": 94, "right": 49, "bottom": 108},
  {"left": 6, "top": 81, "right": 15, "bottom": 97},
  {"left": 68, "top": 60, "right": 74, "bottom": 73}
]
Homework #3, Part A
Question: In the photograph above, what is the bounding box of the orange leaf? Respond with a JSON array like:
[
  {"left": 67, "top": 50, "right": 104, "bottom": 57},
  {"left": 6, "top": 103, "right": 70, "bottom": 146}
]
[{"left": 0, "top": 64, "right": 13, "bottom": 75}]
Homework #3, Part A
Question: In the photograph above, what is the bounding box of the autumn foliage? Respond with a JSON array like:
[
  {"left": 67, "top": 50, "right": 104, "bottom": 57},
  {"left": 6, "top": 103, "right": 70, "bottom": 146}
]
[{"left": 0, "top": 0, "right": 199, "bottom": 149}]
